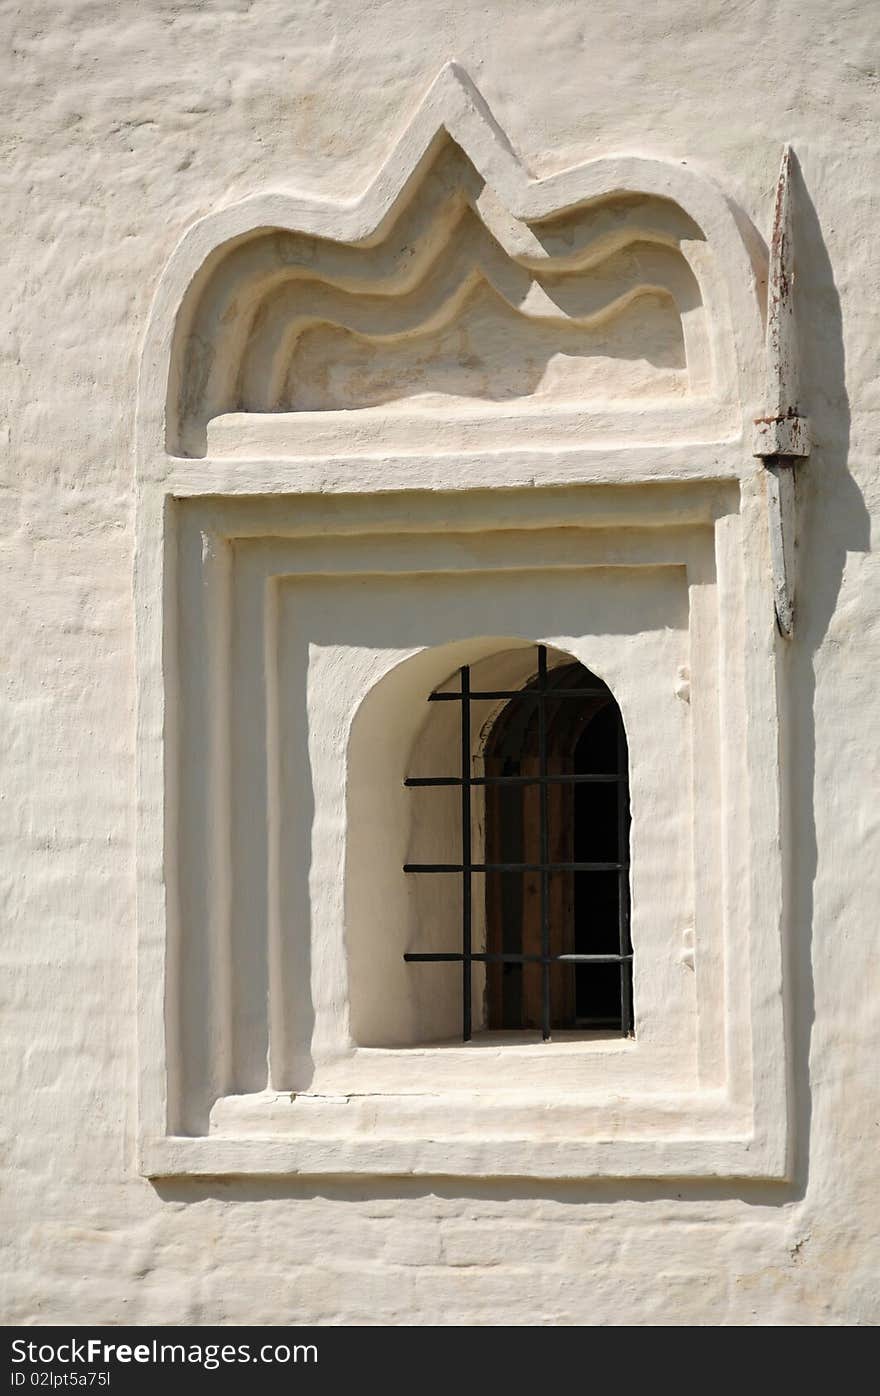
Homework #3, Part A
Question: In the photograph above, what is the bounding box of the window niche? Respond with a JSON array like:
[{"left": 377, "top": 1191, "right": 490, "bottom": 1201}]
[
  {"left": 391, "top": 644, "right": 633, "bottom": 1046},
  {"left": 349, "top": 641, "right": 634, "bottom": 1049},
  {"left": 336, "top": 559, "right": 698, "bottom": 1087}
]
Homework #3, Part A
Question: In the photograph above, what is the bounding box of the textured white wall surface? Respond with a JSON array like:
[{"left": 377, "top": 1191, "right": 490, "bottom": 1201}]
[{"left": 2, "top": 0, "right": 879, "bottom": 1325}]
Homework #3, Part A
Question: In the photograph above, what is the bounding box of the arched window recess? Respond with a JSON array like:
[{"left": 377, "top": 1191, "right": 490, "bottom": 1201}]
[{"left": 404, "top": 644, "right": 632, "bottom": 1043}]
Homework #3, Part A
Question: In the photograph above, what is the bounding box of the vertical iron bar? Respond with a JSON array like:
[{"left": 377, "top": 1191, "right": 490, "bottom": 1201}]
[
  {"left": 461, "top": 665, "right": 472, "bottom": 1042},
  {"left": 538, "top": 646, "right": 550, "bottom": 1041},
  {"left": 617, "top": 718, "right": 633, "bottom": 1036}
]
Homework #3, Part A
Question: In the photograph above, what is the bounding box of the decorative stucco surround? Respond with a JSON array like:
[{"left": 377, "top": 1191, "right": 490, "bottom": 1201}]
[{"left": 135, "top": 64, "right": 791, "bottom": 1180}]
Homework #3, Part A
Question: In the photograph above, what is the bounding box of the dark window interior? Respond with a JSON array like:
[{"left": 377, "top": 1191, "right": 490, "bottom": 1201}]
[{"left": 483, "top": 661, "right": 631, "bottom": 1032}]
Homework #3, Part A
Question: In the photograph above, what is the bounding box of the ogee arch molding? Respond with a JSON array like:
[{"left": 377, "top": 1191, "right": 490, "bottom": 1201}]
[{"left": 136, "top": 63, "right": 767, "bottom": 463}]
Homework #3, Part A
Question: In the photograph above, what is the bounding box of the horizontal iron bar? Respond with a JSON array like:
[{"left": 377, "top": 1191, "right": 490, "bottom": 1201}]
[
  {"left": 404, "top": 861, "right": 626, "bottom": 873},
  {"left": 405, "top": 774, "right": 624, "bottom": 787},
  {"left": 429, "top": 688, "right": 608, "bottom": 702},
  {"left": 403, "top": 953, "right": 633, "bottom": 963}
]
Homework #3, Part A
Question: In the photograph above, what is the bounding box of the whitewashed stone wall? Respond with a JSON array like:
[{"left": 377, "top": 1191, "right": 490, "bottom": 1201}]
[{"left": 2, "top": 0, "right": 878, "bottom": 1325}]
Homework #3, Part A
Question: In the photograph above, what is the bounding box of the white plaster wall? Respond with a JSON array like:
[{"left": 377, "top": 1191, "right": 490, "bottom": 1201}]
[{"left": 1, "top": 0, "right": 878, "bottom": 1325}]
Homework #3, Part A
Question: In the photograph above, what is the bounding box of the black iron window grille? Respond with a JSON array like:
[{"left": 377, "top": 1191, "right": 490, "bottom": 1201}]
[{"left": 403, "top": 645, "right": 633, "bottom": 1043}]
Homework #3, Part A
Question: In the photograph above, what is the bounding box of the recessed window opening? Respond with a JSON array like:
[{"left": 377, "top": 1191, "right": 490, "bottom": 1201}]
[{"left": 404, "top": 645, "right": 632, "bottom": 1042}]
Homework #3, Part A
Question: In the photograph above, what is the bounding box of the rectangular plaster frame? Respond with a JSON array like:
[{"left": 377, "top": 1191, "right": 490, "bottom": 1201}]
[{"left": 135, "top": 444, "right": 791, "bottom": 1182}]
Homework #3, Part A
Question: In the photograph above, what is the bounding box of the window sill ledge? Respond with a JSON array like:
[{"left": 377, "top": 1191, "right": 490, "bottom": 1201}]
[
  {"left": 139, "top": 1085, "right": 786, "bottom": 1183},
  {"left": 142, "top": 1118, "right": 786, "bottom": 1183}
]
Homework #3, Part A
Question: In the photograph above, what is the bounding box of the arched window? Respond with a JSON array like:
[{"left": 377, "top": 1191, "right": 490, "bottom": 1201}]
[{"left": 405, "top": 644, "right": 632, "bottom": 1041}]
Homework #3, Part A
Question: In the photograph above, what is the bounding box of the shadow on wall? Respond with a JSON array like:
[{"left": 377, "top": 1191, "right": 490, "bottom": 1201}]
[
  {"left": 153, "top": 1174, "right": 793, "bottom": 1209},
  {"left": 782, "top": 152, "right": 868, "bottom": 1199}
]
